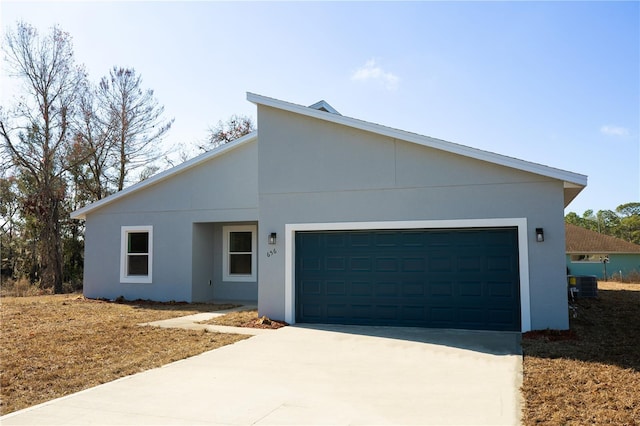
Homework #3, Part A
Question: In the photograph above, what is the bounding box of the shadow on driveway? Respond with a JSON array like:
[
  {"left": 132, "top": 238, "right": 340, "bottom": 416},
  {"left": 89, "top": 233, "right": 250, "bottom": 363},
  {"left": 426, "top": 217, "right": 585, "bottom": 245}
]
[{"left": 292, "top": 323, "right": 522, "bottom": 356}]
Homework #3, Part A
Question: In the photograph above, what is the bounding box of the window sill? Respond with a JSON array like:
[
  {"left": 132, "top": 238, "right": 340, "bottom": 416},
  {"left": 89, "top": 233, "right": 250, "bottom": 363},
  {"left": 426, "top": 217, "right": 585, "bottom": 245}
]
[
  {"left": 222, "top": 275, "right": 256, "bottom": 282},
  {"left": 120, "top": 276, "right": 152, "bottom": 284}
]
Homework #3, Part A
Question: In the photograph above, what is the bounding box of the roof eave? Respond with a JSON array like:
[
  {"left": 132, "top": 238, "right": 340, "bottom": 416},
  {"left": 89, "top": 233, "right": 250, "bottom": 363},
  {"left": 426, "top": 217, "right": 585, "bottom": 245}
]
[{"left": 564, "top": 182, "right": 587, "bottom": 208}]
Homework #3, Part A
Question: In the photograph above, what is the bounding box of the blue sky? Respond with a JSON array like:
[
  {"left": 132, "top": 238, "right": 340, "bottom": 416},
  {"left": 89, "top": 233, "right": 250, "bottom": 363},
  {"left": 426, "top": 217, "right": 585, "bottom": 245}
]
[{"left": 1, "top": 1, "right": 638, "bottom": 215}]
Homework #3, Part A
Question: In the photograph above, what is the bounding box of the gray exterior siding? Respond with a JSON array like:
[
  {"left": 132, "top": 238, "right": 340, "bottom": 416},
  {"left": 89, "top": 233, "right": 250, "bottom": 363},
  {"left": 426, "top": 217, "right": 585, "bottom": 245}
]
[
  {"left": 82, "top": 140, "right": 258, "bottom": 302},
  {"left": 256, "top": 106, "right": 569, "bottom": 330}
]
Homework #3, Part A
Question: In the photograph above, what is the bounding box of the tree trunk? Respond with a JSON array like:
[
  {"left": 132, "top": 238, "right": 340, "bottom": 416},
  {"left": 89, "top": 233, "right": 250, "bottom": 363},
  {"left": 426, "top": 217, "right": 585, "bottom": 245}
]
[{"left": 39, "top": 192, "right": 64, "bottom": 293}]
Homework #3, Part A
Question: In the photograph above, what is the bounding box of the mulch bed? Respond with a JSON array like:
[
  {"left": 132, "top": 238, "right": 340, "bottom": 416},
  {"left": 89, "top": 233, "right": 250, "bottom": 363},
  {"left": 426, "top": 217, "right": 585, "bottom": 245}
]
[
  {"left": 201, "top": 309, "right": 288, "bottom": 329},
  {"left": 523, "top": 329, "right": 578, "bottom": 342}
]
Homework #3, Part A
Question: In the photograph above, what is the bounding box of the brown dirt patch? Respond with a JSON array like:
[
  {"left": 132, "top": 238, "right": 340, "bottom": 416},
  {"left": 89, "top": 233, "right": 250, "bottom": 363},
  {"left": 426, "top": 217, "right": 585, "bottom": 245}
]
[
  {"left": 201, "top": 309, "right": 288, "bottom": 329},
  {"left": 521, "top": 281, "right": 640, "bottom": 425},
  {"left": 0, "top": 295, "right": 250, "bottom": 415}
]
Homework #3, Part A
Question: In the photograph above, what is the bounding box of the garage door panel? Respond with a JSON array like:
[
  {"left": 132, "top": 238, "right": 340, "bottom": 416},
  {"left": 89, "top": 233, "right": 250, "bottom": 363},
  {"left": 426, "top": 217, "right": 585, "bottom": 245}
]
[
  {"left": 459, "top": 255, "right": 482, "bottom": 271},
  {"left": 325, "top": 257, "right": 346, "bottom": 270},
  {"left": 375, "top": 282, "right": 398, "bottom": 296},
  {"left": 300, "top": 257, "right": 321, "bottom": 272},
  {"left": 488, "top": 281, "right": 515, "bottom": 297},
  {"left": 350, "top": 257, "right": 372, "bottom": 271},
  {"left": 488, "top": 308, "right": 517, "bottom": 325},
  {"left": 428, "top": 232, "right": 454, "bottom": 247},
  {"left": 350, "top": 233, "right": 372, "bottom": 247},
  {"left": 430, "top": 307, "right": 455, "bottom": 324},
  {"left": 429, "top": 256, "right": 453, "bottom": 272},
  {"left": 374, "top": 305, "right": 398, "bottom": 320},
  {"left": 299, "top": 303, "right": 322, "bottom": 319},
  {"left": 375, "top": 232, "right": 398, "bottom": 247},
  {"left": 351, "top": 281, "right": 372, "bottom": 296},
  {"left": 429, "top": 281, "right": 454, "bottom": 296},
  {"left": 300, "top": 280, "right": 321, "bottom": 295},
  {"left": 487, "top": 255, "right": 514, "bottom": 271},
  {"left": 326, "top": 281, "right": 346, "bottom": 295},
  {"left": 326, "top": 304, "right": 348, "bottom": 319},
  {"left": 401, "top": 232, "right": 425, "bottom": 247},
  {"left": 325, "top": 233, "right": 347, "bottom": 248},
  {"left": 402, "top": 282, "right": 425, "bottom": 296},
  {"left": 458, "top": 281, "right": 483, "bottom": 296},
  {"left": 402, "top": 305, "right": 426, "bottom": 321},
  {"left": 459, "top": 307, "right": 485, "bottom": 323},
  {"left": 402, "top": 258, "right": 425, "bottom": 272},
  {"left": 296, "top": 229, "right": 520, "bottom": 331},
  {"left": 375, "top": 258, "right": 398, "bottom": 272}
]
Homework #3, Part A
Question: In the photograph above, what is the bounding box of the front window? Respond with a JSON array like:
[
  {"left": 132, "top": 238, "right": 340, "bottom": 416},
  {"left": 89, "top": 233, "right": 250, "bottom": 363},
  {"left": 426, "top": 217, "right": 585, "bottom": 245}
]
[
  {"left": 223, "top": 225, "right": 256, "bottom": 281},
  {"left": 120, "top": 226, "right": 153, "bottom": 283},
  {"left": 570, "top": 254, "right": 608, "bottom": 263}
]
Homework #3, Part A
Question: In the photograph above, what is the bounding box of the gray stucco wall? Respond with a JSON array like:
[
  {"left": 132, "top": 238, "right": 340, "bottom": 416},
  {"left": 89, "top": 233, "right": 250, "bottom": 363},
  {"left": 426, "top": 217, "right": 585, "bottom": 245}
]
[
  {"left": 256, "top": 106, "right": 569, "bottom": 330},
  {"left": 82, "top": 141, "right": 258, "bottom": 302}
]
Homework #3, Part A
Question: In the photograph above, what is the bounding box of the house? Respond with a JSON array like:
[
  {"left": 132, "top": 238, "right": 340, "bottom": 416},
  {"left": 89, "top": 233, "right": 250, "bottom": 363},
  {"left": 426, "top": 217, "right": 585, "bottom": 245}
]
[
  {"left": 565, "top": 223, "right": 640, "bottom": 280},
  {"left": 71, "top": 93, "right": 588, "bottom": 332}
]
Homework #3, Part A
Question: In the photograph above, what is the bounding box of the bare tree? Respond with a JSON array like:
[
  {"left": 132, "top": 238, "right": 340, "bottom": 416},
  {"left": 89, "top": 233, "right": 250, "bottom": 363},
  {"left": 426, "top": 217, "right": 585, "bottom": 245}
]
[
  {"left": 201, "top": 114, "right": 255, "bottom": 151},
  {"left": 0, "top": 175, "right": 21, "bottom": 277},
  {"left": 97, "top": 67, "right": 173, "bottom": 191},
  {"left": 68, "top": 80, "right": 115, "bottom": 201},
  {"left": 0, "top": 22, "right": 86, "bottom": 292}
]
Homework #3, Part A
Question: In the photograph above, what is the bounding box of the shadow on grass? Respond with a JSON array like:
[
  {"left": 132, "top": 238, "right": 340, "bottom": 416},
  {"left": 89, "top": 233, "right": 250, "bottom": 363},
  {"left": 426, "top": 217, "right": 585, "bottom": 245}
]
[
  {"left": 86, "top": 296, "right": 249, "bottom": 314},
  {"left": 522, "top": 289, "right": 640, "bottom": 372}
]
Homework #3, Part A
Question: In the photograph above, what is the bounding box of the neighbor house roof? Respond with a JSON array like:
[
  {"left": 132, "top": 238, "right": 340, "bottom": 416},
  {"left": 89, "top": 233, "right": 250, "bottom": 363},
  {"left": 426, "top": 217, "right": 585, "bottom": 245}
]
[
  {"left": 247, "top": 93, "right": 587, "bottom": 207},
  {"left": 565, "top": 223, "right": 640, "bottom": 253}
]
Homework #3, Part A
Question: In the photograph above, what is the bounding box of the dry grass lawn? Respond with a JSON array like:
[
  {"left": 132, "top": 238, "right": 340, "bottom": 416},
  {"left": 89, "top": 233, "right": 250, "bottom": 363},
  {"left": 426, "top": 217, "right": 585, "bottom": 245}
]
[
  {"left": 521, "top": 282, "right": 640, "bottom": 425},
  {"left": 0, "top": 295, "right": 250, "bottom": 415}
]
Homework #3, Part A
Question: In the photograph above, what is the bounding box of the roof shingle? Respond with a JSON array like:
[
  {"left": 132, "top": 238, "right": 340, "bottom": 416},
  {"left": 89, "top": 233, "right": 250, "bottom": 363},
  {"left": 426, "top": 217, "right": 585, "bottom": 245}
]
[{"left": 565, "top": 223, "right": 640, "bottom": 253}]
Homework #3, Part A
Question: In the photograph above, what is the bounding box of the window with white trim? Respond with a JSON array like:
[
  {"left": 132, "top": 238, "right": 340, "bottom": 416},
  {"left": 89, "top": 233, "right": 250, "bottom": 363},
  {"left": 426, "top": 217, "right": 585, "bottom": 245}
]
[
  {"left": 223, "top": 225, "right": 256, "bottom": 282},
  {"left": 570, "top": 254, "right": 608, "bottom": 263},
  {"left": 120, "top": 226, "right": 153, "bottom": 283}
]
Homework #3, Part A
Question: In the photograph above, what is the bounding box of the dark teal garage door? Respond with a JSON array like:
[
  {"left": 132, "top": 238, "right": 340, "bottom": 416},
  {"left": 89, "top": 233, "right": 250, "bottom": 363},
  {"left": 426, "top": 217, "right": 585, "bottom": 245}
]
[{"left": 295, "top": 228, "right": 521, "bottom": 331}]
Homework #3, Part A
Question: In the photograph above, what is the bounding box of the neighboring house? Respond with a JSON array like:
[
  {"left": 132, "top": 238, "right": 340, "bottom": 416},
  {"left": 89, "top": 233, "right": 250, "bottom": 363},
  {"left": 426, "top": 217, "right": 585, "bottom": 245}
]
[
  {"left": 565, "top": 223, "right": 640, "bottom": 280},
  {"left": 72, "top": 93, "right": 588, "bottom": 332}
]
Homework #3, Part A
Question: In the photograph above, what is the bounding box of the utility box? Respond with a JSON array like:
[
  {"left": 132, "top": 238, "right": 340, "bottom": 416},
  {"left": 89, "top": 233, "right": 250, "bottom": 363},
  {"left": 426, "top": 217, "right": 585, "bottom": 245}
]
[{"left": 567, "top": 275, "right": 598, "bottom": 298}]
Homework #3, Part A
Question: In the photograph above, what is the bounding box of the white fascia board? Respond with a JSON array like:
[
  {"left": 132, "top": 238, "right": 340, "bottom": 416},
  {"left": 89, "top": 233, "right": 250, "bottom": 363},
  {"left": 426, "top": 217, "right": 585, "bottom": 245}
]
[
  {"left": 70, "top": 132, "right": 258, "bottom": 220},
  {"left": 247, "top": 92, "right": 588, "bottom": 188}
]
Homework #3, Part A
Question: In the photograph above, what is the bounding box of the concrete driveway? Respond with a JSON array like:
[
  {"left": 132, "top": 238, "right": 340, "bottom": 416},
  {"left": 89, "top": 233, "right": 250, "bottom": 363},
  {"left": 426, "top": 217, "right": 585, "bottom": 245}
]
[{"left": 2, "top": 325, "right": 522, "bottom": 425}]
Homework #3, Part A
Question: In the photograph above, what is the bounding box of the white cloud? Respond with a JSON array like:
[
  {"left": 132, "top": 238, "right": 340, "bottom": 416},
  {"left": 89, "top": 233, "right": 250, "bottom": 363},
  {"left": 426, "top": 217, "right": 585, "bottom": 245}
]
[
  {"left": 600, "top": 125, "right": 629, "bottom": 137},
  {"left": 351, "top": 59, "right": 399, "bottom": 91}
]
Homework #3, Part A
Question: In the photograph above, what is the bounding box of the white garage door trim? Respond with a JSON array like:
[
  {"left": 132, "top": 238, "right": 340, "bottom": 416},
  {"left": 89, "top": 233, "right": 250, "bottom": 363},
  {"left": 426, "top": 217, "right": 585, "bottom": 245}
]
[{"left": 285, "top": 218, "right": 531, "bottom": 332}]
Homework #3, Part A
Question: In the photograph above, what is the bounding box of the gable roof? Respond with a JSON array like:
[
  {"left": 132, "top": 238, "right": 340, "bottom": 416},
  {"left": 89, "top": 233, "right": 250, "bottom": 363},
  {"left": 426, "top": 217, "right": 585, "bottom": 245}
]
[
  {"left": 247, "top": 92, "right": 587, "bottom": 207},
  {"left": 70, "top": 131, "right": 258, "bottom": 220},
  {"left": 565, "top": 223, "right": 640, "bottom": 253},
  {"left": 72, "top": 92, "right": 589, "bottom": 220}
]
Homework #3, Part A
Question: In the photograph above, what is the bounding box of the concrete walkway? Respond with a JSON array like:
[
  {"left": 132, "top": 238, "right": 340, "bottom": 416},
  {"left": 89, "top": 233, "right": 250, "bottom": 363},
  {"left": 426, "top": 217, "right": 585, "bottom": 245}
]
[
  {"left": 140, "top": 305, "right": 273, "bottom": 336},
  {"left": 2, "top": 320, "right": 522, "bottom": 425}
]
